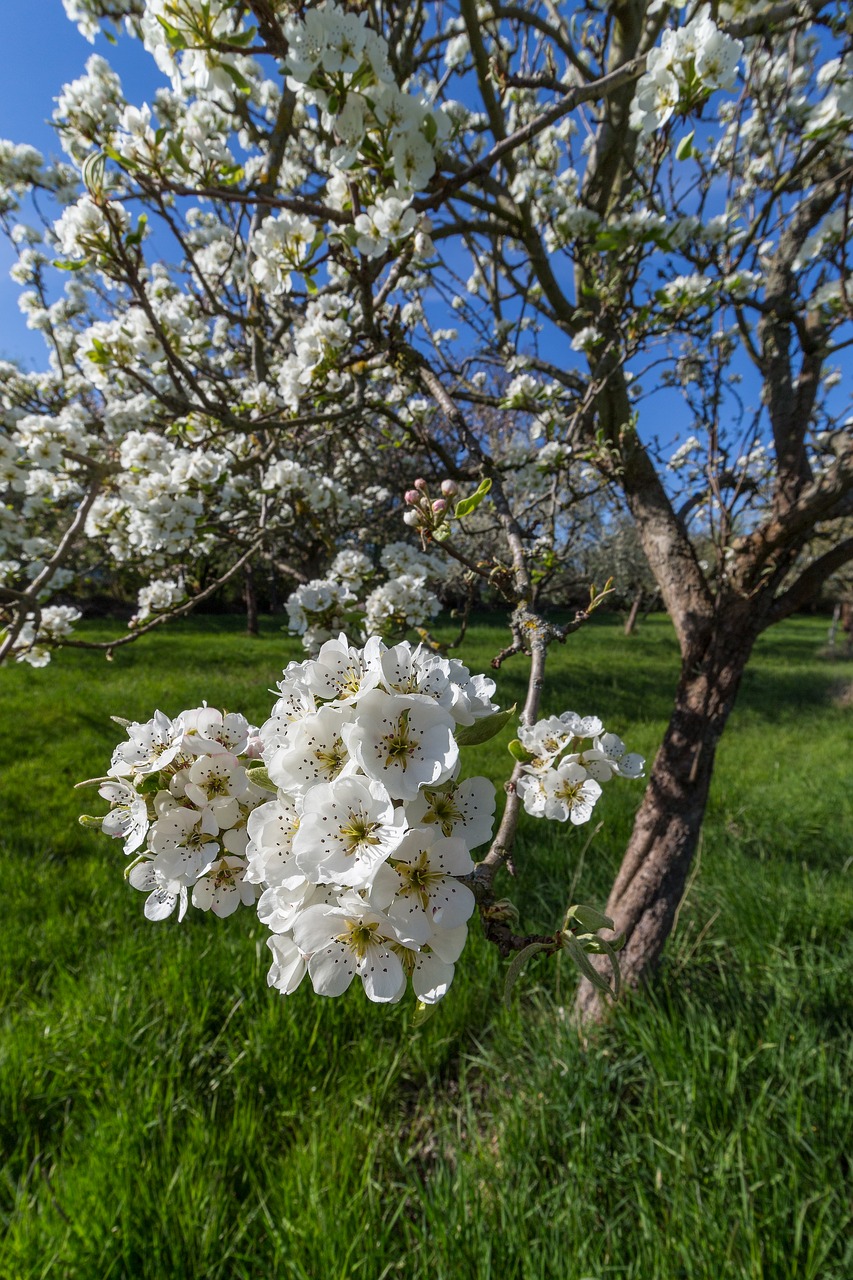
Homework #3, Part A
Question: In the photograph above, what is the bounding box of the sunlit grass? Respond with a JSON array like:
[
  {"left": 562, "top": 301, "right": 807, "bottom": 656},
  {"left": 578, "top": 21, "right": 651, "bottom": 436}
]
[{"left": 1, "top": 613, "right": 850, "bottom": 1278}]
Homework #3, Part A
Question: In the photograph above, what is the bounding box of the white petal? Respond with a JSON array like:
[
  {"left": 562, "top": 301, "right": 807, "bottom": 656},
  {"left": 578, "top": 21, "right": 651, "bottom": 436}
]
[
  {"left": 412, "top": 952, "right": 454, "bottom": 1003},
  {"left": 309, "top": 942, "right": 357, "bottom": 996},
  {"left": 429, "top": 877, "right": 476, "bottom": 929},
  {"left": 429, "top": 923, "right": 468, "bottom": 964},
  {"left": 144, "top": 888, "right": 177, "bottom": 921},
  {"left": 358, "top": 947, "right": 405, "bottom": 1003},
  {"left": 618, "top": 753, "right": 646, "bottom": 778},
  {"left": 266, "top": 936, "right": 307, "bottom": 994},
  {"left": 292, "top": 902, "right": 340, "bottom": 953},
  {"left": 128, "top": 860, "right": 157, "bottom": 891}
]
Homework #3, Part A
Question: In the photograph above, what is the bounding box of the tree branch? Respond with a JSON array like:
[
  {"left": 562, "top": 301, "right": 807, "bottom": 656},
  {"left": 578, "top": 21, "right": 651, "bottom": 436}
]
[{"left": 768, "top": 536, "right": 853, "bottom": 625}]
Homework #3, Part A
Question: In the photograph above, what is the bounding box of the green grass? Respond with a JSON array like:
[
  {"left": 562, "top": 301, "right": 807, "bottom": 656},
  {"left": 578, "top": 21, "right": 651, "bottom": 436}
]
[{"left": 1, "top": 613, "right": 850, "bottom": 1280}]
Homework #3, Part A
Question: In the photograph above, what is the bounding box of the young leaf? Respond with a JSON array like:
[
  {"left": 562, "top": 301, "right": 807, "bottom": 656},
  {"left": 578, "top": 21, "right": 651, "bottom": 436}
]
[
  {"left": 455, "top": 704, "right": 516, "bottom": 747},
  {"left": 565, "top": 903, "right": 614, "bottom": 933},
  {"left": 410, "top": 1000, "right": 440, "bottom": 1028},
  {"left": 676, "top": 129, "right": 696, "bottom": 160},
  {"left": 245, "top": 766, "right": 277, "bottom": 793},
  {"left": 454, "top": 477, "right": 492, "bottom": 519},
  {"left": 561, "top": 933, "right": 615, "bottom": 997},
  {"left": 220, "top": 61, "right": 253, "bottom": 95},
  {"left": 503, "top": 940, "right": 552, "bottom": 1009}
]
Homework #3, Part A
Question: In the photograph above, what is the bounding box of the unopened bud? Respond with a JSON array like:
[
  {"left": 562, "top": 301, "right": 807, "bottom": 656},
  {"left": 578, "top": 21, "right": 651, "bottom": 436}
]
[
  {"left": 404, "top": 489, "right": 420, "bottom": 505},
  {"left": 432, "top": 498, "right": 447, "bottom": 514},
  {"left": 441, "top": 479, "right": 459, "bottom": 497},
  {"left": 414, "top": 478, "right": 428, "bottom": 492},
  {"left": 403, "top": 509, "right": 422, "bottom": 527}
]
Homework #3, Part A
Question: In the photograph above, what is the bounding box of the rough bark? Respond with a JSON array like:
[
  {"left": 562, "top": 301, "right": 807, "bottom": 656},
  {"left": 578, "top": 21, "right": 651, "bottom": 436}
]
[{"left": 575, "top": 607, "right": 760, "bottom": 1022}]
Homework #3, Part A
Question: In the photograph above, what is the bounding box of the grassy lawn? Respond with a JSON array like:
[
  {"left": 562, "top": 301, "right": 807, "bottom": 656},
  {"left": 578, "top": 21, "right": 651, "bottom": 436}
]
[{"left": 0, "top": 613, "right": 850, "bottom": 1279}]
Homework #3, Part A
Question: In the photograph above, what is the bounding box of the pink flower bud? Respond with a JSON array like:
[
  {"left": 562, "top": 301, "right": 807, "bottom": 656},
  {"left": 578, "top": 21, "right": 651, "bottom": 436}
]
[
  {"left": 440, "top": 479, "right": 458, "bottom": 497},
  {"left": 404, "top": 489, "right": 420, "bottom": 505},
  {"left": 432, "top": 498, "right": 448, "bottom": 514},
  {"left": 414, "top": 478, "right": 428, "bottom": 492}
]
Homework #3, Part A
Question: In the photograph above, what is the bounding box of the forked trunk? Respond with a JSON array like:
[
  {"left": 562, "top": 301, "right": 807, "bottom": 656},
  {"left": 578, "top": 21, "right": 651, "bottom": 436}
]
[{"left": 575, "top": 617, "right": 759, "bottom": 1023}]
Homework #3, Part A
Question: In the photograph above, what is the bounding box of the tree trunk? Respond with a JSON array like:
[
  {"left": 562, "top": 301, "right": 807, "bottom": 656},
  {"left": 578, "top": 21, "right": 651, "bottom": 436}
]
[
  {"left": 267, "top": 558, "right": 280, "bottom": 616},
  {"left": 575, "top": 616, "right": 759, "bottom": 1023},
  {"left": 244, "top": 562, "right": 260, "bottom": 637},
  {"left": 624, "top": 590, "right": 643, "bottom": 636}
]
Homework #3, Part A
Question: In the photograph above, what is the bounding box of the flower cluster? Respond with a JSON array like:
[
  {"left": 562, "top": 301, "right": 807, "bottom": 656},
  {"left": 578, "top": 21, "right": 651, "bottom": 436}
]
[
  {"left": 8, "top": 605, "right": 82, "bottom": 667},
  {"left": 94, "top": 707, "right": 268, "bottom": 920},
  {"left": 88, "top": 636, "right": 500, "bottom": 1006},
  {"left": 140, "top": 0, "right": 252, "bottom": 103},
  {"left": 285, "top": 543, "right": 440, "bottom": 655},
  {"left": 403, "top": 476, "right": 458, "bottom": 533},
  {"left": 516, "top": 713, "right": 644, "bottom": 825},
  {"left": 630, "top": 5, "right": 743, "bottom": 135},
  {"left": 54, "top": 194, "right": 129, "bottom": 261},
  {"left": 245, "top": 2, "right": 442, "bottom": 302},
  {"left": 283, "top": 3, "right": 443, "bottom": 193},
  {"left": 132, "top": 577, "right": 186, "bottom": 625}
]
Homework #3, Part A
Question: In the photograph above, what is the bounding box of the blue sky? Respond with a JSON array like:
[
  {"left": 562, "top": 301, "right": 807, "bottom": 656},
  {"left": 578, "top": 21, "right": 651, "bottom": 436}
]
[{"left": 0, "top": 4, "right": 153, "bottom": 365}]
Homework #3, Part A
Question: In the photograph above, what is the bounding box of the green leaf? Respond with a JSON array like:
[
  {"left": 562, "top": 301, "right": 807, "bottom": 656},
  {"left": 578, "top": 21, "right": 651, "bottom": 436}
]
[
  {"left": 155, "top": 15, "right": 187, "bottom": 46},
  {"left": 138, "top": 772, "right": 164, "bottom": 795},
  {"left": 246, "top": 766, "right": 277, "bottom": 793},
  {"left": 508, "top": 737, "right": 533, "bottom": 763},
  {"left": 504, "top": 941, "right": 551, "bottom": 1009},
  {"left": 167, "top": 138, "right": 189, "bottom": 172},
  {"left": 565, "top": 903, "right": 614, "bottom": 933},
  {"left": 220, "top": 60, "right": 253, "bottom": 95},
  {"left": 225, "top": 25, "right": 257, "bottom": 47},
  {"left": 455, "top": 704, "right": 516, "bottom": 747},
  {"left": 126, "top": 214, "right": 148, "bottom": 248},
  {"left": 82, "top": 151, "right": 106, "bottom": 195},
  {"left": 581, "top": 934, "right": 623, "bottom": 998},
  {"left": 454, "top": 477, "right": 492, "bottom": 520},
  {"left": 675, "top": 129, "right": 696, "bottom": 161},
  {"left": 432, "top": 523, "right": 451, "bottom": 542},
  {"left": 594, "top": 230, "right": 622, "bottom": 252},
  {"left": 410, "top": 1000, "right": 440, "bottom": 1028},
  {"left": 561, "top": 933, "right": 613, "bottom": 995}
]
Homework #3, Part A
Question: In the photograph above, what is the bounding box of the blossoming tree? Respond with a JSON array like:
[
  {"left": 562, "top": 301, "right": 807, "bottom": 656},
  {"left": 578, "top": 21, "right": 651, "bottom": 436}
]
[{"left": 2, "top": 0, "right": 852, "bottom": 1019}]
